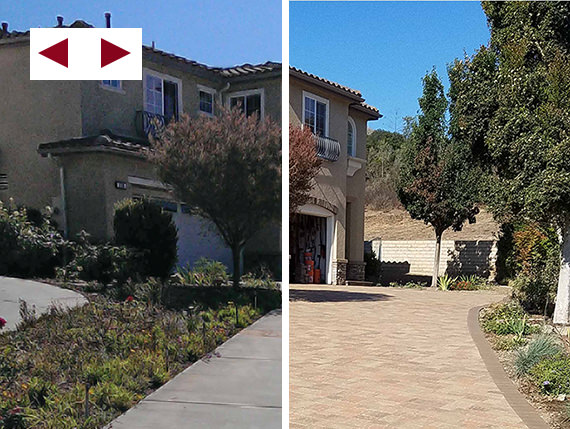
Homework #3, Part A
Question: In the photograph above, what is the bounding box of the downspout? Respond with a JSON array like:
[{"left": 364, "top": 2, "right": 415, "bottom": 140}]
[
  {"left": 218, "top": 82, "right": 231, "bottom": 108},
  {"left": 50, "top": 155, "right": 68, "bottom": 238}
]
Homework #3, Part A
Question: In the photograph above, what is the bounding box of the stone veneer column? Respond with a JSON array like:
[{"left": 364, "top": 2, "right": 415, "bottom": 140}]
[
  {"left": 332, "top": 259, "right": 347, "bottom": 285},
  {"left": 347, "top": 261, "right": 366, "bottom": 281}
]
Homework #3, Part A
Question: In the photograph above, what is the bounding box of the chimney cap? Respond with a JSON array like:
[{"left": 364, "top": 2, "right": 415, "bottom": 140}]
[{"left": 56, "top": 16, "right": 64, "bottom": 26}]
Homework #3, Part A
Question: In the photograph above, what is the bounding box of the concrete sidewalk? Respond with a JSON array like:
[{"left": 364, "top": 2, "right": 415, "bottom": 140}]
[
  {"left": 108, "top": 310, "right": 282, "bottom": 429},
  {"left": 0, "top": 276, "right": 87, "bottom": 330}
]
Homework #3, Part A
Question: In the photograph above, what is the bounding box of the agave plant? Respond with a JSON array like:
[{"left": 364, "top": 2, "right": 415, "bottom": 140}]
[
  {"left": 514, "top": 334, "right": 561, "bottom": 377},
  {"left": 437, "top": 274, "right": 457, "bottom": 291}
]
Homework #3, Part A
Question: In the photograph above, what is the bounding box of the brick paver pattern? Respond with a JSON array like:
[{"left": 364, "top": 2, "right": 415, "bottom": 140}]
[{"left": 290, "top": 285, "right": 529, "bottom": 428}]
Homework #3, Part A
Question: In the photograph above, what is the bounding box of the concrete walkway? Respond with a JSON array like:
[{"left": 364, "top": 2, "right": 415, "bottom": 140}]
[
  {"left": 0, "top": 276, "right": 87, "bottom": 330},
  {"left": 108, "top": 310, "right": 282, "bottom": 428},
  {"left": 290, "top": 285, "right": 545, "bottom": 429}
]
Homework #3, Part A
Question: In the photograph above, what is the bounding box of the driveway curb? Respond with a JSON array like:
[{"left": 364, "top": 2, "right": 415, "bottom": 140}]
[{"left": 468, "top": 305, "right": 550, "bottom": 429}]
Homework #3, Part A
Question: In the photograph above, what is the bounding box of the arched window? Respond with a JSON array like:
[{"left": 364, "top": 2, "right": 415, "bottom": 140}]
[{"left": 347, "top": 116, "right": 356, "bottom": 157}]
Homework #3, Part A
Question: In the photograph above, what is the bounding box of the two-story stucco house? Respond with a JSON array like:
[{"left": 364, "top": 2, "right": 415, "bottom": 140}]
[
  {"left": 0, "top": 17, "right": 282, "bottom": 276},
  {"left": 289, "top": 67, "right": 380, "bottom": 285}
]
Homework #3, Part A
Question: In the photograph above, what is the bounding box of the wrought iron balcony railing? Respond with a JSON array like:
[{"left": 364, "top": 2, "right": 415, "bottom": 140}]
[
  {"left": 135, "top": 110, "right": 166, "bottom": 139},
  {"left": 315, "top": 135, "right": 340, "bottom": 162}
]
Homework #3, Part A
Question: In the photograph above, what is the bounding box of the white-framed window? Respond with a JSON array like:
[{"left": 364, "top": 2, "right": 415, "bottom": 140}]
[
  {"left": 302, "top": 91, "right": 329, "bottom": 136},
  {"left": 347, "top": 116, "right": 356, "bottom": 157},
  {"left": 143, "top": 68, "right": 183, "bottom": 123},
  {"left": 229, "top": 88, "right": 264, "bottom": 118},
  {"left": 198, "top": 84, "right": 216, "bottom": 115},
  {"left": 100, "top": 80, "right": 123, "bottom": 93}
]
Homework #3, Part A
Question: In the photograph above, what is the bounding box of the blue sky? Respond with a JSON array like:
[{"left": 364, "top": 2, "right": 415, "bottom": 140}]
[
  {"left": 290, "top": 1, "right": 490, "bottom": 131},
  {"left": 0, "top": 0, "right": 281, "bottom": 67}
]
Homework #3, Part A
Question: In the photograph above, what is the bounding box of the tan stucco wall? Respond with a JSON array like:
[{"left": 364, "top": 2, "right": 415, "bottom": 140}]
[
  {"left": 0, "top": 41, "right": 82, "bottom": 210},
  {"left": 61, "top": 151, "right": 170, "bottom": 240},
  {"left": 290, "top": 75, "right": 374, "bottom": 266}
]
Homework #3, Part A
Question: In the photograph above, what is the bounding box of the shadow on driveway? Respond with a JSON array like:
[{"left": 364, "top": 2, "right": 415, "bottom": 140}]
[{"left": 290, "top": 288, "right": 392, "bottom": 303}]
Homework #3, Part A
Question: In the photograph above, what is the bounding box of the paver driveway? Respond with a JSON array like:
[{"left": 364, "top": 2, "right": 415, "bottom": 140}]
[{"left": 290, "top": 285, "right": 538, "bottom": 428}]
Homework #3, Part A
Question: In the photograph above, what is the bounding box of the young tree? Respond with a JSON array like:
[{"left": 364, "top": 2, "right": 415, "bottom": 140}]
[
  {"left": 452, "top": 2, "right": 570, "bottom": 323},
  {"left": 150, "top": 107, "right": 281, "bottom": 288},
  {"left": 289, "top": 125, "right": 321, "bottom": 215},
  {"left": 398, "top": 70, "right": 479, "bottom": 287}
]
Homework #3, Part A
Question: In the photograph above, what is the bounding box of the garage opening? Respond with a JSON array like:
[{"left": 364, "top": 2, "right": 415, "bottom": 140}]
[{"left": 290, "top": 214, "right": 327, "bottom": 284}]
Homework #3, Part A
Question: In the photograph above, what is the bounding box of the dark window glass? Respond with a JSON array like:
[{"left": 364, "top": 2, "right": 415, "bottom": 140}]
[
  {"left": 199, "top": 91, "right": 214, "bottom": 114},
  {"left": 246, "top": 94, "right": 261, "bottom": 117},
  {"left": 316, "top": 101, "right": 327, "bottom": 136},
  {"left": 163, "top": 81, "right": 178, "bottom": 123}
]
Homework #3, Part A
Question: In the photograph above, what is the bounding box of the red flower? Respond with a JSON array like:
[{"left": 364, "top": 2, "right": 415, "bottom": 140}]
[
  {"left": 125, "top": 296, "right": 134, "bottom": 302},
  {"left": 0, "top": 317, "right": 6, "bottom": 329}
]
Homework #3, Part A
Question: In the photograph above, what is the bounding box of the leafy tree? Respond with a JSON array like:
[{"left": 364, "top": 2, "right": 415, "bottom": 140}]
[
  {"left": 151, "top": 107, "right": 281, "bottom": 288},
  {"left": 289, "top": 125, "right": 321, "bottom": 214},
  {"left": 398, "top": 69, "right": 479, "bottom": 287},
  {"left": 366, "top": 129, "right": 406, "bottom": 209},
  {"left": 452, "top": 2, "right": 570, "bottom": 323}
]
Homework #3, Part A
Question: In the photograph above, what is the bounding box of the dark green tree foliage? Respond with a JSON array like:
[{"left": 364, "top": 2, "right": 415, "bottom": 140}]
[
  {"left": 398, "top": 70, "right": 479, "bottom": 287},
  {"left": 113, "top": 198, "right": 178, "bottom": 278},
  {"left": 452, "top": 2, "right": 570, "bottom": 323}
]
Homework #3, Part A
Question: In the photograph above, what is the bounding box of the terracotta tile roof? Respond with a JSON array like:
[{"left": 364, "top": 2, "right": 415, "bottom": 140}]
[
  {"left": 38, "top": 132, "right": 149, "bottom": 157},
  {"left": 218, "top": 61, "right": 281, "bottom": 77},
  {"left": 290, "top": 66, "right": 362, "bottom": 98},
  {"left": 144, "top": 45, "right": 281, "bottom": 78},
  {"left": 0, "top": 19, "right": 93, "bottom": 41},
  {"left": 291, "top": 66, "right": 381, "bottom": 118}
]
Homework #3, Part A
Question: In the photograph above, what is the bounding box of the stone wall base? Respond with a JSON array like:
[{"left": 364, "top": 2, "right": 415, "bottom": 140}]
[{"left": 347, "top": 261, "right": 366, "bottom": 281}]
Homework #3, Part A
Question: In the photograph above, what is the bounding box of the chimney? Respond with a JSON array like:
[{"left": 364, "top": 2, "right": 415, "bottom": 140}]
[
  {"left": 1, "top": 22, "right": 8, "bottom": 34},
  {"left": 151, "top": 41, "right": 155, "bottom": 49},
  {"left": 105, "top": 12, "right": 111, "bottom": 28},
  {"left": 56, "top": 16, "right": 64, "bottom": 27}
]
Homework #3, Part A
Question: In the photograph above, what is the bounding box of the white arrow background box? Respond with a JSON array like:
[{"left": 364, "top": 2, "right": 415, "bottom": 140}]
[{"left": 30, "top": 28, "right": 142, "bottom": 80}]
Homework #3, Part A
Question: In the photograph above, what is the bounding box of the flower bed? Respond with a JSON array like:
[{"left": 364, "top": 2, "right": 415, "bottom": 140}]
[
  {"left": 0, "top": 296, "right": 266, "bottom": 428},
  {"left": 480, "top": 301, "right": 570, "bottom": 428}
]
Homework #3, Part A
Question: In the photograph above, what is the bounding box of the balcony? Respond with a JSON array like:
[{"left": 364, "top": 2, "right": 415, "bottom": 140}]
[
  {"left": 135, "top": 110, "right": 166, "bottom": 139},
  {"left": 315, "top": 135, "right": 340, "bottom": 162}
]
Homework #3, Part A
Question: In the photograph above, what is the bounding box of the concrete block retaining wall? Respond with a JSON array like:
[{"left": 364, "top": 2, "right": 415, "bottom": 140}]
[{"left": 365, "top": 239, "right": 497, "bottom": 283}]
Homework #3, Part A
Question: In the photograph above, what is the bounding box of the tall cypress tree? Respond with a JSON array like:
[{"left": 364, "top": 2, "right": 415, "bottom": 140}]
[{"left": 398, "top": 69, "right": 479, "bottom": 287}]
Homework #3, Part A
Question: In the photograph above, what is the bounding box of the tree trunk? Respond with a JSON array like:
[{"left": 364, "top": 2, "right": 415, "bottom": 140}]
[
  {"left": 553, "top": 226, "right": 570, "bottom": 324},
  {"left": 231, "top": 245, "right": 243, "bottom": 289},
  {"left": 431, "top": 232, "right": 442, "bottom": 288}
]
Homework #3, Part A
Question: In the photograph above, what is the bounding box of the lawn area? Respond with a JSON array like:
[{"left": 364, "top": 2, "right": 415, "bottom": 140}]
[{"left": 0, "top": 290, "right": 278, "bottom": 429}]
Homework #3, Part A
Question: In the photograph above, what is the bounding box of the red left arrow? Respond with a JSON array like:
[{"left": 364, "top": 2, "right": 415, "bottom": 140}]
[
  {"left": 101, "top": 38, "right": 130, "bottom": 68},
  {"left": 39, "top": 38, "right": 68, "bottom": 68}
]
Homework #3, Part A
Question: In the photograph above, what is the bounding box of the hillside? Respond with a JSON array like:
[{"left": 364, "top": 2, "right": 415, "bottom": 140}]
[{"left": 364, "top": 207, "right": 500, "bottom": 241}]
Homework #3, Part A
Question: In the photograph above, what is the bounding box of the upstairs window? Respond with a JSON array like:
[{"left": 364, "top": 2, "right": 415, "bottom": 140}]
[
  {"left": 347, "top": 116, "right": 356, "bottom": 157},
  {"left": 144, "top": 70, "right": 182, "bottom": 123},
  {"left": 303, "top": 92, "right": 328, "bottom": 136},
  {"left": 229, "top": 89, "right": 263, "bottom": 118},
  {"left": 198, "top": 85, "right": 216, "bottom": 115},
  {"left": 101, "top": 80, "right": 122, "bottom": 91}
]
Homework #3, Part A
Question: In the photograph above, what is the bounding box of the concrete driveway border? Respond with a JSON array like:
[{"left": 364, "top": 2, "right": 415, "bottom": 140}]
[{"left": 468, "top": 305, "right": 550, "bottom": 429}]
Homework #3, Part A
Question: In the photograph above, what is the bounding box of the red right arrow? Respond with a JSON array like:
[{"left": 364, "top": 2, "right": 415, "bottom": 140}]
[
  {"left": 101, "top": 38, "right": 130, "bottom": 68},
  {"left": 39, "top": 38, "right": 68, "bottom": 68}
]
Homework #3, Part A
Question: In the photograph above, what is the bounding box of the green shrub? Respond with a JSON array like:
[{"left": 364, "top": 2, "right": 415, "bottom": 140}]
[
  {"left": 493, "top": 335, "right": 527, "bottom": 351},
  {"left": 241, "top": 265, "right": 276, "bottom": 289},
  {"left": 58, "top": 232, "right": 144, "bottom": 285},
  {"left": 0, "top": 200, "right": 64, "bottom": 278},
  {"left": 27, "top": 377, "right": 58, "bottom": 407},
  {"left": 364, "top": 250, "right": 381, "bottom": 283},
  {"left": 113, "top": 198, "right": 178, "bottom": 278},
  {"left": 449, "top": 274, "right": 488, "bottom": 291},
  {"left": 481, "top": 302, "right": 538, "bottom": 336},
  {"left": 499, "top": 222, "right": 559, "bottom": 314},
  {"left": 514, "top": 335, "right": 562, "bottom": 377},
  {"left": 193, "top": 258, "right": 229, "bottom": 286},
  {"left": 529, "top": 355, "right": 570, "bottom": 395},
  {"left": 437, "top": 274, "right": 457, "bottom": 291},
  {"left": 91, "top": 381, "right": 134, "bottom": 411}
]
